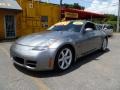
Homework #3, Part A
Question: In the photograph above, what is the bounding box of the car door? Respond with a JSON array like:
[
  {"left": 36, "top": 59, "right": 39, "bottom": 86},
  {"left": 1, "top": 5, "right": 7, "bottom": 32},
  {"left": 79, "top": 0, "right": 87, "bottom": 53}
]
[{"left": 77, "top": 22, "right": 98, "bottom": 56}]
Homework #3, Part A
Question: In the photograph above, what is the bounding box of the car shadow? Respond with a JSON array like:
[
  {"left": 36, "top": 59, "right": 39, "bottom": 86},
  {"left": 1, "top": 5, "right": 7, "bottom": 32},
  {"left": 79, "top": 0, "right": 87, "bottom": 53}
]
[
  {"left": 0, "top": 39, "right": 16, "bottom": 43},
  {"left": 14, "top": 49, "right": 110, "bottom": 78}
]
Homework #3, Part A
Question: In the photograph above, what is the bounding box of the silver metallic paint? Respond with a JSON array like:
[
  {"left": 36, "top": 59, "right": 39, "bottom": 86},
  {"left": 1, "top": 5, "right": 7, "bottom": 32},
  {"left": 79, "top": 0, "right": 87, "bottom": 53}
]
[{"left": 10, "top": 21, "right": 107, "bottom": 71}]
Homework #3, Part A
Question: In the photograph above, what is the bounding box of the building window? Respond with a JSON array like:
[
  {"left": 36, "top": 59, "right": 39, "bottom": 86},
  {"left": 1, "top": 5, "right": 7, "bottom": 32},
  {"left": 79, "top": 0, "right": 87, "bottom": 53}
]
[
  {"left": 41, "top": 16, "right": 48, "bottom": 22},
  {"left": 41, "top": 16, "right": 48, "bottom": 28}
]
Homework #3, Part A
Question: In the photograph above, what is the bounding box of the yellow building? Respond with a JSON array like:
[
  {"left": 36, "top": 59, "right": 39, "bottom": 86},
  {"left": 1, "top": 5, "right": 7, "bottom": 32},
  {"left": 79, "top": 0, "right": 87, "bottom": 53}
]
[{"left": 0, "top": 0, "right": 60, "bottom": 40}]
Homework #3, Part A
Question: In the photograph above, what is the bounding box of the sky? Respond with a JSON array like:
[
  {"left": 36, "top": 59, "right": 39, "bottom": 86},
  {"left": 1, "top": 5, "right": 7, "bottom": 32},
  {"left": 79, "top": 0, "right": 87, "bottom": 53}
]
[{"left": 42, "top": 0, "right": 119, "bottom": 15}]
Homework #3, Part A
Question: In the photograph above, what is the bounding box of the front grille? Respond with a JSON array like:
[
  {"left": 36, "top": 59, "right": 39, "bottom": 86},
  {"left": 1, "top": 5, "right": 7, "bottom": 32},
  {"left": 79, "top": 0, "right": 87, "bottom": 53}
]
[
  {"left": 13, "top": 57, "right": 37, "bottom": 68},
  {"left": 13, "top": 57, "right": 24, "bottom": 64},
  {"left": 26, "top": 60, "right": 37, "bottom": 68}
]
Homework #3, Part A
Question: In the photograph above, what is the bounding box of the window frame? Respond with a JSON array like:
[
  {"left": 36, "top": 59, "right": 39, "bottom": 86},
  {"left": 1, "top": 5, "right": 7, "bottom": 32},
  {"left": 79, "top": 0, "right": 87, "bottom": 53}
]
[{"left": 84, "top": 22, "right": 96, "bottom": 32}]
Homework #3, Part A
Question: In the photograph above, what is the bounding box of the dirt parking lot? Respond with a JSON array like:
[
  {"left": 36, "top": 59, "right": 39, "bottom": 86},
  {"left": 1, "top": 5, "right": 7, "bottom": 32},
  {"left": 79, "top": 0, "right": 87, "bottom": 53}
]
[{"left": 0, "top": 33, "right": 120, "bottom": 90}]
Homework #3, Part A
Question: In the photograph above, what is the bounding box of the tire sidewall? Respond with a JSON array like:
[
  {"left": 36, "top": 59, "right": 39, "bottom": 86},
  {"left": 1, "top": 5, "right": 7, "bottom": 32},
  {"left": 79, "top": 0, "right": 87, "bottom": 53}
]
[
  {"left": 101, "top": 38, "right": 108, "bottom": 51},
  {"left": 54, "top": 46, "right": 74, "bottom": 71}
]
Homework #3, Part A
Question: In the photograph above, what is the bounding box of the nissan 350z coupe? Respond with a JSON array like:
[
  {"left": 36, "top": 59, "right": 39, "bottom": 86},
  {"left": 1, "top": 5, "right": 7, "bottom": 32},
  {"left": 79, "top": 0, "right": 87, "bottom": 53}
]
[{"left": 10, "top": 20, "right": 108, "bottom": 71}]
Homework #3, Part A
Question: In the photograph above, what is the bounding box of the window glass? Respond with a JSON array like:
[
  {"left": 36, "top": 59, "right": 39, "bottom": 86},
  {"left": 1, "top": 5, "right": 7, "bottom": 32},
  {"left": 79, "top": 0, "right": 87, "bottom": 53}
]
[
  {"left": 41, "top": 16, "right": 48, "bottom": 22},
  {"left": 84, "top": 22, "right": 96, "bottom": 30},
  {"left": 96, "top": 25, "right": 102, "bottom": 30},
  {"left": 48, "top": 21, "right": 83, "bottom": 32},
  {"left": 106, "top": 25, "right": 113, "bottom": 29},
  {"left": 41, "top": 16, "right": 48, "bottom": 28}
]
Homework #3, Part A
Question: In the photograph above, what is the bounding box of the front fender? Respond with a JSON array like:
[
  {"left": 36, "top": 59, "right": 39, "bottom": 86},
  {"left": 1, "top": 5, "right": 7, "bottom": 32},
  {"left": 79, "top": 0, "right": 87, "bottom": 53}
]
[{"left": 49, "top": 38, "right": 76, "bottom": 61}]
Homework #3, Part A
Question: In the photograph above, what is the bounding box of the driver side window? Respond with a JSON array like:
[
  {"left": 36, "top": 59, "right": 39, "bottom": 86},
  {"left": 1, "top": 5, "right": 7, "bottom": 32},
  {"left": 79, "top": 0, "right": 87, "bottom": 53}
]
[{"left": 84, "top": 22, "right": 96, "bottom": 31}]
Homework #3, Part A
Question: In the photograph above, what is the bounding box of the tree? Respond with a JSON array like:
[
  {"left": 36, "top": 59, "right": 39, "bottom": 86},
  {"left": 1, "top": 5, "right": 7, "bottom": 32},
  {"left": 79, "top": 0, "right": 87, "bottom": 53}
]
[
  {"left": 104, "top": 14, "right": 117, "bottom": 32},
  {"left": 93, "top": 14, "right": 117, "bottom": 32},
  {"left": 62, "top": 3, "right": 85, "bottom": 10},
  {"left": 104, "top": 14, "right": 117, "bottom": 21},
  {"left": 73, "top": 3, "right": 84, "bottom": 10}
]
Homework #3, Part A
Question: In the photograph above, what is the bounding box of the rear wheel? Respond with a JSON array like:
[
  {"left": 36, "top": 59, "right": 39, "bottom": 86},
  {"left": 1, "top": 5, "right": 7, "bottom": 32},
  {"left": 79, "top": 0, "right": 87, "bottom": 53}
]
[{"left": 55, "top": 46, "right": 73, "bottom": 71}]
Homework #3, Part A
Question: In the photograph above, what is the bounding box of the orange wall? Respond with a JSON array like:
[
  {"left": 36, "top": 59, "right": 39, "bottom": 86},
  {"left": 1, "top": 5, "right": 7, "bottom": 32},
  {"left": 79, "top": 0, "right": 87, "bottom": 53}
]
[
  {"left": 16, "top": 0, "right": 60, "bottom": 36},
  {"left": 0, "top": 0, "right": 60, "bottom": 39}
]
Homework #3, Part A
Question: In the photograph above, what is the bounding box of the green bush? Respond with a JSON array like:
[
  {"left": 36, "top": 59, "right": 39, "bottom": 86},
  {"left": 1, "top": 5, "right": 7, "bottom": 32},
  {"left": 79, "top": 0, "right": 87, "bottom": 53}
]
[{"left": 106, "top": 21, "right": 117, "bottom": 32}]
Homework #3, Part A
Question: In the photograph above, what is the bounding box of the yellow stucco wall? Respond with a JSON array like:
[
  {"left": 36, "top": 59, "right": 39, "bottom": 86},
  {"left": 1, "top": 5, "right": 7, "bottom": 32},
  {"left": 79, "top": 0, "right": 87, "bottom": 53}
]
[
  {"left": 16, "top": 0, "right": 60, "bottom": 36},
  {"left": 0, "top": 0, "right": 60, "bottom": 39}
]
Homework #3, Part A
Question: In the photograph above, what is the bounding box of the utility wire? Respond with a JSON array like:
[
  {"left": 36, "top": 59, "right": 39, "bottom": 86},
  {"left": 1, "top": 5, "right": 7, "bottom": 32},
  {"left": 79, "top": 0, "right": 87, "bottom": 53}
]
[
  {"left": 95, "top": 4, "right": 118, "bottom": 10},
  {"left": 78, "top": 0, "right": 119, "bottom": 9},
  {"left": 79, "top": 0, "right": 118, "bottom": 5}
]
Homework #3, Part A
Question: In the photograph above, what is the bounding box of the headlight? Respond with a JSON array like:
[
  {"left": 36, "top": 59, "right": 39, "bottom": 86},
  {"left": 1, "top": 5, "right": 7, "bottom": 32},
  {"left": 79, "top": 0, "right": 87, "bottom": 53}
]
[
  {"left": 32, "top": 46, "right": 48, "bottom": 51},
  {"left": 32, "top": 39, "right": 58, "bottom": 51}
]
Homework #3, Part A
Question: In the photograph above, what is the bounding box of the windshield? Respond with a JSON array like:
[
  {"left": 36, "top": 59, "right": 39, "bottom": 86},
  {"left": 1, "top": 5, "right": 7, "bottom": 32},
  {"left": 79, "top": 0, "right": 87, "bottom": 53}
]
[{"left": 47, "top": 21, "right": 83, "bottom": 32}]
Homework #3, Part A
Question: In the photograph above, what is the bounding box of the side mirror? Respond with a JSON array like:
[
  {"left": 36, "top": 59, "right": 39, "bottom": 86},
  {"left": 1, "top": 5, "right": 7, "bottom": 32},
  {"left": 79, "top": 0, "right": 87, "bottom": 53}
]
[
  {"left": 85, "top": 28, "right": 93, "bottom": 31},
  {"left": 103, "top": 28, "right": 107, "bottom": 30}
]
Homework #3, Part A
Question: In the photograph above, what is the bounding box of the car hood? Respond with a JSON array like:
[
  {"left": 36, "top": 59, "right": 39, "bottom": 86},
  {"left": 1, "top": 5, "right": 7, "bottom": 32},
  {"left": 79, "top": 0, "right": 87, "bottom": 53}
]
[{"left": 16, "top": 31, "right": 76, "bottom": 47}]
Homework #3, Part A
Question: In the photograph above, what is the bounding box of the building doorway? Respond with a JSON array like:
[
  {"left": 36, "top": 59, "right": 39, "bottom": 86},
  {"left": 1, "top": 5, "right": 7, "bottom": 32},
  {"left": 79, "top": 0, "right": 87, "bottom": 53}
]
[{"left": 4, "top": 15, "right": 16, "bottom": 39}]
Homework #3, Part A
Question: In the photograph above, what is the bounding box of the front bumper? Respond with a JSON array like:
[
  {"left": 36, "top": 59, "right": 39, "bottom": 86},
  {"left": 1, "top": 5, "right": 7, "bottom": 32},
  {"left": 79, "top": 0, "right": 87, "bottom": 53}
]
[{"left": 10, "top": 44, "right": 56, "bottom": 71}]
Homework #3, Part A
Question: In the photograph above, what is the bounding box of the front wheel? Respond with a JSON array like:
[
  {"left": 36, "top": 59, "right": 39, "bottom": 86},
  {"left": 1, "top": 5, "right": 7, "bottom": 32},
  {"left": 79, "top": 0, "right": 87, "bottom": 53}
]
[
  {"left": 101, "top": 38, "right": 108, "bottom": 51},
  {"left": 54, "top": 47, "right": 73, "bottom": 71}
]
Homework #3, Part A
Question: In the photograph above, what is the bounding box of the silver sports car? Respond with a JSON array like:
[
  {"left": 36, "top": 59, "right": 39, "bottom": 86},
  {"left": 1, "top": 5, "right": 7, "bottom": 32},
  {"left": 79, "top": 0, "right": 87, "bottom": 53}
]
[{"left": 10, "top": 20, "right": 108, "bottom": 71}]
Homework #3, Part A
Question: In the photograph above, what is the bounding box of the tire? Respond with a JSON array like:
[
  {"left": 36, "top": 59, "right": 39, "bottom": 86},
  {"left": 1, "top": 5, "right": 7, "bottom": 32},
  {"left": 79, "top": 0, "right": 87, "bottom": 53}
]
[
  {"left": 101, "top": 38, "right": 108, "bottom": 51},
  {"left": 54, "top": 46, "right": 74, "bottom": 71}
]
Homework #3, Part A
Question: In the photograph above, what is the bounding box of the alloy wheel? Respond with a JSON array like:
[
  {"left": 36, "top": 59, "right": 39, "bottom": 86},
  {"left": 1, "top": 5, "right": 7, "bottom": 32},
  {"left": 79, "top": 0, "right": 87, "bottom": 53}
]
[{"left": 57, "top": 48, "right": 73, "bottom": 70}]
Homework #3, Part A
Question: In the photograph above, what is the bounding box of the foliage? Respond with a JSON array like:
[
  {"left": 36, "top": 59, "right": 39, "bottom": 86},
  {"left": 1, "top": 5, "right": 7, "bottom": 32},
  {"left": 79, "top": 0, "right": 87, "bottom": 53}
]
[
  {"left": 104, "top": 14, "right": 117, "bottom": 21},
  {"left": 104, "top": 14, "right": 117, "bottom": 32},
  {"left": 94, "top": 14, "right": 117, "bottom": 32},
  {"left": 62, "top": 3, "right": 85, "bottom": 10}
]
